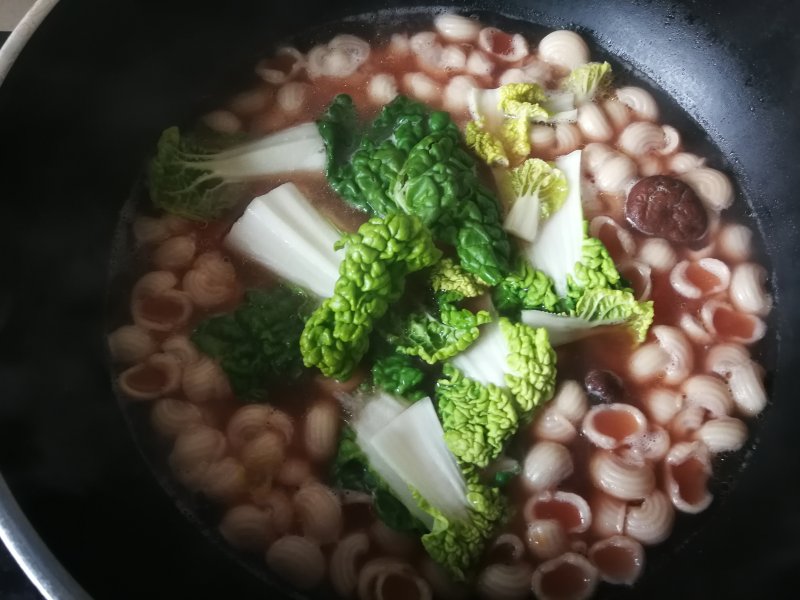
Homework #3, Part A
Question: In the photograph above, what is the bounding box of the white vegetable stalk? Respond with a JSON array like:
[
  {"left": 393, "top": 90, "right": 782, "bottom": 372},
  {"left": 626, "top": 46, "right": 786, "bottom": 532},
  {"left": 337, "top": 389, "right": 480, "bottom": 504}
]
[
  {"left": 520, "top": 310, "right": 620, "bottom": 346},
  {"left": 503, "top": 190, "right": 540, "bottom": 243},
  {"left": 225, "top": 182, "right": 343, "bottom": 298},
  {"left": 525, "top": 150, "right": 584, "bottom": 297},
  {"left": 195, "top": 122, "right": 326, "bottom": 178},
  {"left": 451, "top": 320, "right": 509, "bottom": 387},
  {"left": 352, "top": 395, "right": 471, "bottom": 528}
]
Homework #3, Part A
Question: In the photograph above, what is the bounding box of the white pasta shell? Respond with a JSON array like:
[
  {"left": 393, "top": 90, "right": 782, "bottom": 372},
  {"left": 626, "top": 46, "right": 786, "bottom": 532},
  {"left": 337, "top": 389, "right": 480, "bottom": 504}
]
[
  {"left": 705, "top": 343, "right": 750, "bottom": 377},
  {"left": 618, "top": 121, "right": 667, "bottom": 157},
  {"left": 266, "top": 535, "right": 325, "bottom": 591},
  {"left": 108, "top": 325, "right": 157, "bottom": 364},
  {"left": 524, "top": 490, "right": 592, "bottom": 534},
  {"left": 265, "top": 408, "right": 295, "bottom": 445},
  {"left": 182, "top": 356, "right": 231, "bottom": 404},
  {"left": 466, "top": 50, "right": 494, "bottom": 77},
  {"left": 531, "top": 552, "right": 599, "bottom": 600},
  {"left": 582, "top": 142, "right": 615, "bottom": 174},
  {"left": 642, "top": 388, "right": 683, "bottom": 425},
  {"left": 202, "top": 457, "right": 247, "bottom": 500},
  {"left": 132, "top": 215, "right": 191, "bottom": 246},
  {"left": 669, "top": 258, "right": 730, "bottom": 299},
  {"left": 582, "top": 403, "right": 648, "bottom": 450},
  {"left": 403, "top": 72, "right": 440, "bottom": 103},
  {"left": 182, "top": 252, "right": 237, "bottom": 309},
  {"left": 624, "top": 425, "right": 671, "bottom": 463},
  {"left": 624, "top": 490, "right": 675, "bottom": 545},
  {"left": 226, "top": 404, "right": 273, "bottom": 450},
  {"left": 368, "top": 73, "right": 398, "bottom": 105},
  {"left": 679, "top": 167, "right": 734, "bottom": 212},
  {"left": 615, "top": 86, "right": 659, "bottom": 121},
  {"left": 730, "top": 263, "right": 772, "bottom": 316},
  {"left": 602, "top": 98, "right": 631, "bottom": 130},
  {"left": 525, "top": 519, "right": 569, "bottom": 560},
  {"left": 277, "top": 457, "right": 313, "bottom": 488},
  {"left": 530, "top": 124, "right": 557, "bottom": 149},
  {"left": 443, "top": 74, "right": 478, "bottom": 112},
  {"left": 276, "top": 82, "right": 310, "bottom": 115},
  {"left": 388, "top": 33, "right": 411, "bottom": 57},
  {"left": 594, "top": 153, "right": 637, "bottom": 194},
  {"left": 679, "top": 313, "right": 713, "bottom": 345},
  {"left": 170, "top": 425, "right": 226, "bottom": 488},
  {"left": 589, "top": 492, "right": 628, "bottom": 539},
  {"left": 240, "top": 430, "right": 286, "bottom": 475},
  {"left": 681, "top": 374, "right": 734, "bottom": 417},
  {"left": 152, "top": 235, "right": 197, "bottom": 271},
  {"left": 628, "top": 343, "right": 671, "bottom": 384},
  {"left": 491, "top": 533, "right": 526, "bottom": 562},
  {"left": 695, "top": 416, "right": 748, "bottom": 453},
  {"left": 499, "top": 67, "right": 528, "bottom": 85},
  {"left": 637, "top": 154, "right": 664, "bottom": 177},
  {"left": 440, "top": 45, "right": 467, "bottom": 71},
  {"left": 727, "top": 360, "right": 768, "bottom": 417},
  {"left": 701, "top": 299, "right": 766, "bottom": 344},
  {"left": 531, "top": 407, "right": 578, "bottom": 444},
  {"left": 589, "top": 450, "right": 656, "bottom": 501},
  {"left": 262, "top": 489, "right": 293, "bottom": 535},
  {"left": 131, "top": 271, "right": 193, "bottom": 332},
  {"left": 304, "top": 400, "right": 340, "bottom": 463},
  {"left": 370, "top": 520, "right": 418, "bottom": 559},
  {"left": 636, "top": 238, "right": 677, "bottom": 273},
  {"left": 228, "top": 87, "right": 271, "bottom": 116},
  {"left": 554, "top": 122, "right": 584, "bottom": 155},
  {"left": 151, "top": 397, "right": 207, "bottom": 438},
  {"left": 589, "top": 217, "right": 636, "bottom": 260},
  {"left": 118, "top": 352, "right": 182, "bottom": 400},
  {"left": 410, "top": 31, "right": 439, "bottom": 56},
  {"left": 330, "top": 532, "right": 370, "bottom": 598},
  {"left": 550, "top": 380, "right": 588, "bottom": 424},
  {"left": 434, "top": 13, "right": 481, "bottom": 42},
  {"left": 664, "top": 441, "right": 714, "bottom": 514},
  {"left": 219, "top": 504, "right": 272, "bottom": 551},
  {"left": 293, "top": 483, "right": 342, "bottom": 544},
  {"left": 577, "top": 103, "right": 614, "bottom": 142},
  {"left": 357, "top": 558, "right": 418, "bottom": 600},
  {"left": 717, "top": 223, "right": 753, "bottom": 263},
  {"left": 538, "top": 30, "right": 589, "bottom": 70},
  {"left": 522, "top": 441, "right": 574, "bottom": 491},
  {"left": 477, "top": 563, "right": 532, "bottom": 600},
  {"left": 669, "top": 404, "right": 706, "bottom": 440},
  {"left": 161, "top": 335, "right": 200, "bottom": 366},
  {"left": 255, "top": 47, "right": 304, "bottom": 84},
  {"left": 653, "top": 325, "right": 694, "bottom": 386},
  {"left": 478, "top": 27, "right": 529, "bottom": 62},
  {"left": 668, "top": 151, "right": 706, "bottom": 174},
  {"left": 658, "top": 125, "right": 681, "bottom": 155},
  {"left": 589, "top": 535, "right": 645, "bottom": 585},
  {"left": 307, "top": 34, "right": 370, "bottom": 79},
  {"left": 619, "top": 260, "right": 653, "bottom": 301},
  {"left": 201, "top": 110, "right": 242, "bottom": 134}
]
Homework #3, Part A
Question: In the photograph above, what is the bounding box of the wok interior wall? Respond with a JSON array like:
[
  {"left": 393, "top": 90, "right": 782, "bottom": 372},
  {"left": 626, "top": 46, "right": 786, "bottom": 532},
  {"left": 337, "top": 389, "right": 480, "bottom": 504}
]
[{"left": 0, "top": 0, "right": 797, "bottom": 598}]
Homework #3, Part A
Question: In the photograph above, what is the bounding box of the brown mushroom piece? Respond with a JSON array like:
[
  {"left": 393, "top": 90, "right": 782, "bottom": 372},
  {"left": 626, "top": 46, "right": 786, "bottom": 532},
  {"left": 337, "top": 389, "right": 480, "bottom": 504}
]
[{"left": 625, "top": 175, "right": 708, "bottom": 243}]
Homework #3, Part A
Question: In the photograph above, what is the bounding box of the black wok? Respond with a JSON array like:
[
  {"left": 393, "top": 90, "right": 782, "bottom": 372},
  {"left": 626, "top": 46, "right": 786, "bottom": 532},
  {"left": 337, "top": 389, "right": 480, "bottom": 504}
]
[{"left": 0, "top": 0, "right": 799, "bottom": 598}]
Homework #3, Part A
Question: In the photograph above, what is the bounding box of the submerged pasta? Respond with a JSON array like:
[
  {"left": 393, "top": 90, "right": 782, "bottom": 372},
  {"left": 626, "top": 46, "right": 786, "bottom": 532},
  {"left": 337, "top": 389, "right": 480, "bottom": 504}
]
[{"left": 108, "top": 12, "right": 772, "bottom": 600}]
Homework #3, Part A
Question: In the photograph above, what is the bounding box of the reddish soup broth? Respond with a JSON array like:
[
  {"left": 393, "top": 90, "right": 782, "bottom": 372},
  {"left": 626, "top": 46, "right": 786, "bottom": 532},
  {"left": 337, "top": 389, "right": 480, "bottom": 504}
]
[{"left": 107, "top": 13, "right": 772, "bottom": 600}]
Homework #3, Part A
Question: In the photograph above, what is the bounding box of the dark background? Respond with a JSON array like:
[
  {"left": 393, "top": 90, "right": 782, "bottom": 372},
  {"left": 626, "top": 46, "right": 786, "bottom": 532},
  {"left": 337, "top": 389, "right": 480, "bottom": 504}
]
[{"left": 0, "top": 1, "right": 799, "bottom": 599}]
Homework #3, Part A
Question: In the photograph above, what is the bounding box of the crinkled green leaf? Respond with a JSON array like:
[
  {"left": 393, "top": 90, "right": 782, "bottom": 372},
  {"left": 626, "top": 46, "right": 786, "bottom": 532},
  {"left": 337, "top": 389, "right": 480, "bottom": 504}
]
[
  {"left": 191, "top": 286, "right": 312, "bottom": 400},
  {"left": 510, "top": 158, "right": 568, "bottom": 221},
  {"left": 494, "top": 260, "right": 560, "bottom": 314},
  {"left": 499, "top": 319, "right": 557, "bottom": 414},
  {"left": 574, "top": 287, "right": 655, "bottom": 343},
  {"left": 300, "top": 213, "right": 441, "bottom": 380},
  {"left": 464, "top": 120, "right": 509, "bottom": 167},
  {"left": 371, "top": 353, "right": 425, "bottom": 400},
  {"left": 430, "top": 258, "right": 487, "bottom": 299},
  {"left": 417, "top": 471, "right": 506, "bottom": 581}
]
